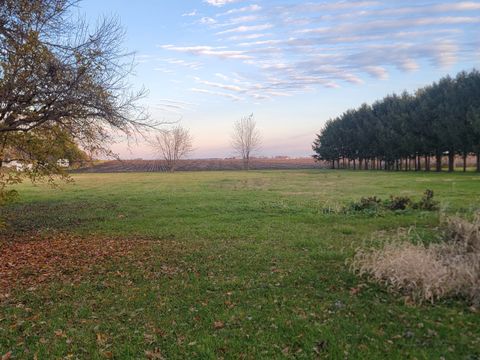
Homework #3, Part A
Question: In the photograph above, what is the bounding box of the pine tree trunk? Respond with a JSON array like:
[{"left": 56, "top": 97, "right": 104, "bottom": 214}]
[
  {"left": 353, "top": 159, "right": 356, "bottom": 170},
  {"left": 463, "top": 153, "right": 467, "bottom": 172},
  {"left": 448, "top": 151, "right": 455, "bottom": 172},
  {"left": 435, "top": 152, "right": 442, "bottom": 172},
  {"left": 425, "top": 155, "right": 430, "bottom": 171},
  {"left": 477, "top": 152, "right": 480, "bottom": 172}
]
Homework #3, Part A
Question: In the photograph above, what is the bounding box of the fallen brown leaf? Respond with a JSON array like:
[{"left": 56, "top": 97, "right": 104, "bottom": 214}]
[
  {"left": 54, "top": 329, "right": 66, "bottom": 338},
  {"left": 102, "top": 351, "right": 113, "bottom": 359},
  {"left": 349, "top": 287, "right": 361, "bottom": 296},
  {"left": 96, "top": 333, "right": 108, "bottom": 346},
  {"left": 145, "top": 348, "right": 165, "bottom": 359},
  {"left": 213, "top": 320, "right": 225, "bottom": 330}
]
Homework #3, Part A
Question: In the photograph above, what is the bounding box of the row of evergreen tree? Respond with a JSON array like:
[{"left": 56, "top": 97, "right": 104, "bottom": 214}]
[{"left": 312, "top": 69, "right": 480, "bottom": 172}]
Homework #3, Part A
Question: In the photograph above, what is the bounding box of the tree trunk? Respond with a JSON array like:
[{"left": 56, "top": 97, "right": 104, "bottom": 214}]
[
  {"left": 448, "top": 151, "right": 455, "bottom": 172},
  {"left": 425, "top": 155, "right": 430, "bottom": 171},
  {"left": 463, "top": 153, "right": 467, "bottom": 172},
  {"left": 435, "top": 152, "right": 442, "bottom": 172},
  {"left": 477, "top": 152, "right": 480, "bottom": 172},
  {"left": 353, "top": 159, "right": 356, "bottom": 170}
]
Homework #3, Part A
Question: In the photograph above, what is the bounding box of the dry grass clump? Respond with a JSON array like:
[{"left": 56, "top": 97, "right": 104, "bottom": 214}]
[{"left": 351, "top": 214, "right": 480, "bottom": 304}]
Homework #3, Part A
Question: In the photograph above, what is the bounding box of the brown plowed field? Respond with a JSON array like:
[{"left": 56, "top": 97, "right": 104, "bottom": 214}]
[{"left": 75, "top": 158, "right": 324, "bottom": 173}]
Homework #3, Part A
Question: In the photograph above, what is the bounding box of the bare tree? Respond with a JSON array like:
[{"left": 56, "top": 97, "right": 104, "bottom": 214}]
[
  {"left": 153, "top": 126, "right": 193, "bottom": 172},
  {"left": 231, "top": 114, "right": 261, "bottom": 170}
]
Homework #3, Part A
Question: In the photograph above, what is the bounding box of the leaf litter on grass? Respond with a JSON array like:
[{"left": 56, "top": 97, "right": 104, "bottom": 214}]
[{"left": 0, "top": 231, "right": 184, "bottom": 298}]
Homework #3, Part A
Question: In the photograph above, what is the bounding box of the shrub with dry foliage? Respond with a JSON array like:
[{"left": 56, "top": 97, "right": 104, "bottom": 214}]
[{"left": 351, "top": 214, "right": 480, "bottom": 304}]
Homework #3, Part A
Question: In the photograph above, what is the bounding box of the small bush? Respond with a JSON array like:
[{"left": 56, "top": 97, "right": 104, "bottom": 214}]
[
  {"left": 385, "top": 195, "right": 411, "bottom": 210},
  {"left": 345, "top": 196, "right": 382, "bottom": 212},
  {"left": 413, "top": 189, "right": 439, "bottom": 211},
  {"left": 351, "top": 214, "right": 480, "bottom": 304},
  {"left": 341, "top": 190, "right": 438, "bottom": 215}
]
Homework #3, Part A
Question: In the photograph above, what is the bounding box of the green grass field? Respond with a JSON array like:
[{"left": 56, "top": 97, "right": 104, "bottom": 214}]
[{"left": 1, "top": 170, "right": 480, "bottom": 359}]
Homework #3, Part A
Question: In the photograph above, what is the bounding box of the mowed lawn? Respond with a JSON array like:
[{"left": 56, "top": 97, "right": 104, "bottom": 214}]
[{"left": 1, "top": 170, "right": 480, "bottom": 359}]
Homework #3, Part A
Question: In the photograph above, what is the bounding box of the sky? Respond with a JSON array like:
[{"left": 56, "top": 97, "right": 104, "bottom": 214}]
[{"left": 80, "top": 0, "right": 480, "bottom": 159}]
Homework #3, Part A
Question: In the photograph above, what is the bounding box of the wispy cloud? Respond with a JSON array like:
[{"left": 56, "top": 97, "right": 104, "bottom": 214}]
[
  {"left": 216, "top": 24, "right": 273, "bottom": 35},
  {"left": 159, "top": 0, "right": 480, "bottom": 102},
  {"left": 220, "top": 14, "right": 261, "bottom": 26},
  {"left": 204, "top": 0, "right": 243, "bottom": 7},
  {"left": 194, "top": 77, "right": 246, "bottom": 92},
  {"left": 218, "top": 4, "right": 262, "bottom": 16},
  {"left": 161, "top": 58, "right": 203, "bottom": 70},
  {"left": 154, "top": 99, "right": 197, "bottom": 114},
  {"left": 227, "top": 33, "right": 270, "bottom": 41},
  {"left": 190, "top": 87, "right": 243, "bottom": 101},
  {"left": 160, "top": 45, "right": 252, "bottom": 60},
  {"left": 297, "top": 16, "right": 480, "bottom": 35},
  {"left": 363, "top": 66, "right": 389, "bottom": 80},
  {"left": 182, "top": 10, "right": 198, "bottom": 17},
  {"left": 199, "top": 16, "right": 217, "bottom": 25}
]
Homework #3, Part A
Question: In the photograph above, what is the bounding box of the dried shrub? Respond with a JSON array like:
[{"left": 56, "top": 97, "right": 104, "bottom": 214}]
[
  {"left": 351, "top": 214, "right": 480, "bottom": 304},
  {"left": 445, "top": 214, "right": 480, "bottom": 253}
]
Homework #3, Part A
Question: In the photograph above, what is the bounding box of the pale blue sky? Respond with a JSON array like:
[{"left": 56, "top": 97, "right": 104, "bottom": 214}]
[{"left": 81, "top": 0, "right": 480, "bottom": 159}]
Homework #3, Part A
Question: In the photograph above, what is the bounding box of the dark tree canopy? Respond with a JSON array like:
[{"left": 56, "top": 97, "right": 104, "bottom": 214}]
[{"left": 313, "top": 70, "right": 480, "bottom": 172}]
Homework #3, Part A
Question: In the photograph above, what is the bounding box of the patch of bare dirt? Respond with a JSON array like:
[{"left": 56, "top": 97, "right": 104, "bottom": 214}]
[{"left": 74, "top": 158, "right": 325, "bottom": 173}]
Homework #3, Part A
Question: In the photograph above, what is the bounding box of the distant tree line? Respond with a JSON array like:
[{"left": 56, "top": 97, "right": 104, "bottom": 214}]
[{"left": 313, "top": 70, "right": 480, "bottom": 172}]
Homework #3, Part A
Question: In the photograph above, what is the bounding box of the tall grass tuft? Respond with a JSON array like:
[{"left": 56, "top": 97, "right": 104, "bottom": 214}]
[{"left": 351, "top": 213, "right": 480, "bottom": 304}]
